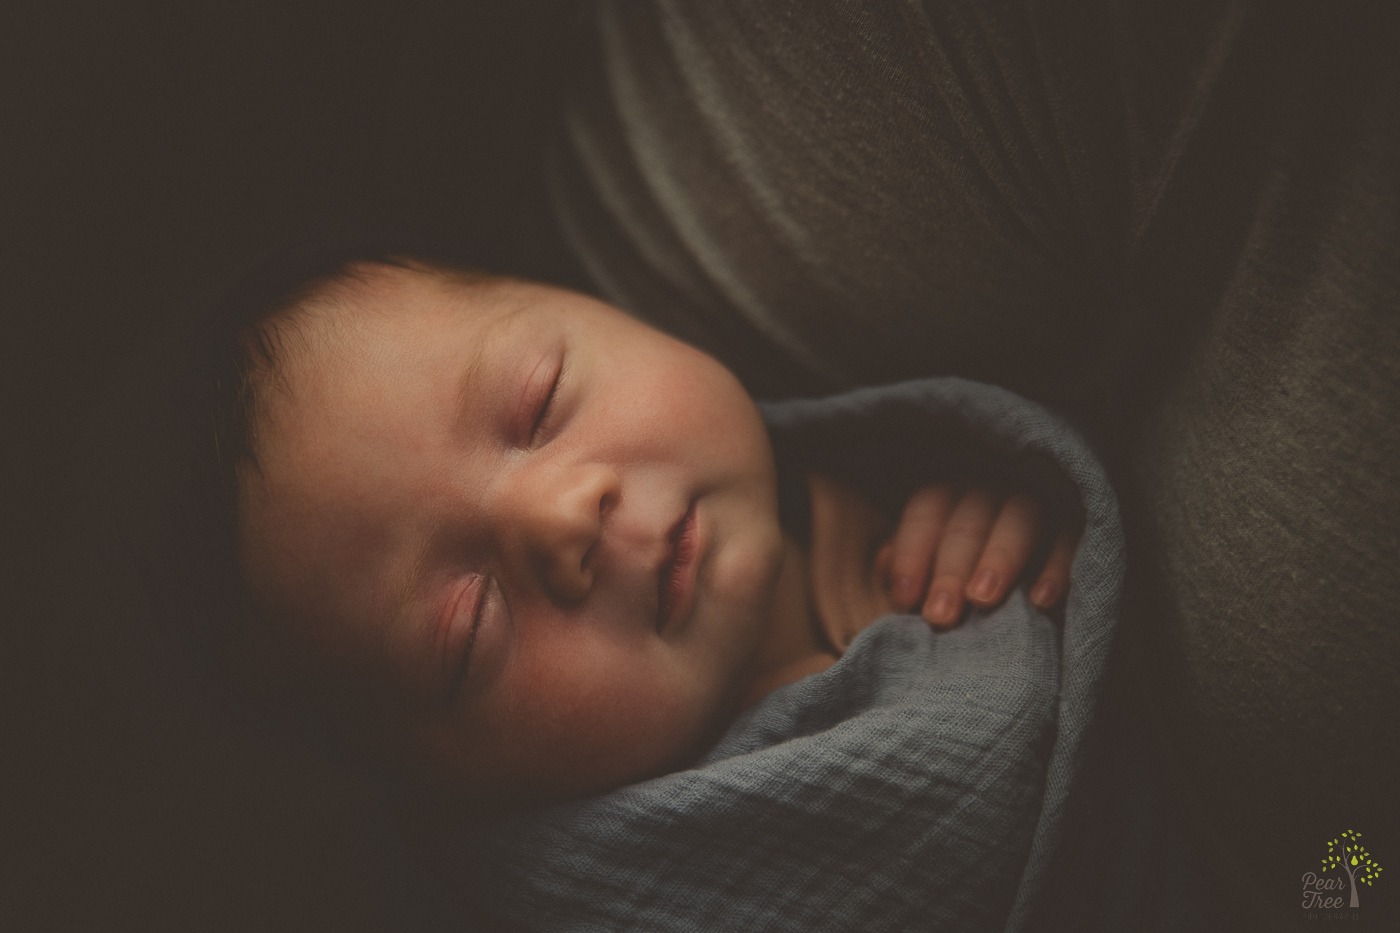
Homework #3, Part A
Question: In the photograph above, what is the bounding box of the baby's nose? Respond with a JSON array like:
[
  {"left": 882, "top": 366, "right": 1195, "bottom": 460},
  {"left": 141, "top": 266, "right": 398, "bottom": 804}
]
[{"left": 508, "top": 462, "right": 620, "bottom": 603}]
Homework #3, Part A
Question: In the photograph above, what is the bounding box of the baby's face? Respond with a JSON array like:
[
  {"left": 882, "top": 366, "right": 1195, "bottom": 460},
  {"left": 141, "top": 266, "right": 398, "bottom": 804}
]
[{"left": 239, "top": 264, "right": 785, "bottom": 806}]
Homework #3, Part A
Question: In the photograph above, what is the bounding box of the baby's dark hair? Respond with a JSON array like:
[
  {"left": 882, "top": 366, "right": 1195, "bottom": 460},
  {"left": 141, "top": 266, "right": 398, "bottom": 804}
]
[{"left": 141, "top": 231, "right": 486, "bottom": 772}]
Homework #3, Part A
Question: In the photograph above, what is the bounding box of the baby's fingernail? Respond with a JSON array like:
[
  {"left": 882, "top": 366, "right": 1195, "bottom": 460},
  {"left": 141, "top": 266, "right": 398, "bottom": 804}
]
[
  {"left": 929, "top": 591, "right": 956, "bottom": 623},
  {"left": 970, "top": 570, "right": 998, "bottom": 602},
  {"left": 1031, "top": 580, "right": 1058, "bottom": 607}
]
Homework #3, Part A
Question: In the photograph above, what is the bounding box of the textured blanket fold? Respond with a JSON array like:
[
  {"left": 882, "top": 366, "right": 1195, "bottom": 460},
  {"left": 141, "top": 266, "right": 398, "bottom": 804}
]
[{"left": 458, "top": 378, "right": 1124, "bottom": 932}]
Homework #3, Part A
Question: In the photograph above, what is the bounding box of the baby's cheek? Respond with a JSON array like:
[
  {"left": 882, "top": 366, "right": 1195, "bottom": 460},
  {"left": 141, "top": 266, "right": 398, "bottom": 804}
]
[
  {"left": 706, "top": 518, "right": 785, "bottom": 645},
  {"left": 716, "top": 525, "right": 783, "bottom": 604}
]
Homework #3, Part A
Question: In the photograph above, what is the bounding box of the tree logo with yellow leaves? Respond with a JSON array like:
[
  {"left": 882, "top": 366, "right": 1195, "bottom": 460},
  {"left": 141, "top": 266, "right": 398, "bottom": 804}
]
[{"left": 1301, "top": 829, "right": 1383, "bottom": 910}]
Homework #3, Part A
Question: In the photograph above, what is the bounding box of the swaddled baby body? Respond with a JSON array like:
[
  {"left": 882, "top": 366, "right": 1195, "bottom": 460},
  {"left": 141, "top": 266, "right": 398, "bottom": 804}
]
[{"left": 197, "top": 251, "right": 1077, "bottom": 819}]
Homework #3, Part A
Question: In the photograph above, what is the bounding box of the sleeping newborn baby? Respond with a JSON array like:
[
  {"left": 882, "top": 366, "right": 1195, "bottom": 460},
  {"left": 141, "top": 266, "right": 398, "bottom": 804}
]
[{"left": 221, "top": 253, "right": 1078, "bottom": 818}]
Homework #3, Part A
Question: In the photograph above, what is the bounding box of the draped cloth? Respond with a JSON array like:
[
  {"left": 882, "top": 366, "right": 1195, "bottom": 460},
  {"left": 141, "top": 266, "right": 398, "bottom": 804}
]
[{"left": 541, "top": 4, "right": 1400, "bottom": 921}]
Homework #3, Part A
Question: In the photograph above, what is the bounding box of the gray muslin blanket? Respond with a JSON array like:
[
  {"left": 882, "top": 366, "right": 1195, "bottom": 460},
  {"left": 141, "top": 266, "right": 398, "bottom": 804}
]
[{"left": 457, "top": 378, "right": 1124, "bottom": 931}]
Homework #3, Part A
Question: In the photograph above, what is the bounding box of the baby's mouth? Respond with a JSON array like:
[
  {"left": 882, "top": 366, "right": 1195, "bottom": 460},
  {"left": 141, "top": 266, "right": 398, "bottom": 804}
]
[{"left": 657, "top": 500, "right": 698, "bottom": 633}]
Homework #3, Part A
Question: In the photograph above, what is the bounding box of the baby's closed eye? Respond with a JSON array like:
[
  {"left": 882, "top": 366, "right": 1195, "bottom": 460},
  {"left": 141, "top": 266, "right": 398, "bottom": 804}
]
[
  {"left": 439, "top": 573, "right": 497, "bottom": 704},
  {"left": 516, "top": 349, "right": 567, "bottom": 448}
]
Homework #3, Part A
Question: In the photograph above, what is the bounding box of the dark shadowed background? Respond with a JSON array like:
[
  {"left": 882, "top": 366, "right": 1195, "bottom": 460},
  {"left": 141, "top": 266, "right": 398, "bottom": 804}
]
[
  {"left": 5, "top": 3, "right": 573, "bottom": 929},
  {"left": 7, "top": 3, "right": 1399, "bottom": 931}
]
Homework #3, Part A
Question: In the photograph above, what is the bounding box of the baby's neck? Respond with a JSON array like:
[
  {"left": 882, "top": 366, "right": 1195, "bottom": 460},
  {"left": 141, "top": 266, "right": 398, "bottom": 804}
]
[{"left": 740, "top": 532, "right": 836, "bottom": 708}]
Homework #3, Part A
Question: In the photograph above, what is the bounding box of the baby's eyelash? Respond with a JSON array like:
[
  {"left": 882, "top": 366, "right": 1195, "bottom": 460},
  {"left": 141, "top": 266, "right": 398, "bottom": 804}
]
[
  {"left": 530, "top": 359, "right": 567, "bottom": 443},
  {"left": 450, "top": 575, "right": 490, "bottom": 698}
]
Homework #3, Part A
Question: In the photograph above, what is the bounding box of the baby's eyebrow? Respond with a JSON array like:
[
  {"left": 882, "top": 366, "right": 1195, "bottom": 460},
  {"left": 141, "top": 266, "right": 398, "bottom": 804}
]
[
  {"left": 452, "top": 302, "right": 537, "bottom": 422},
  {"left": 452, "top": 327, "right": 490, "bottom": 424},
  {"left": 385, "top": 534, "right": 437, "bottom": 678}
]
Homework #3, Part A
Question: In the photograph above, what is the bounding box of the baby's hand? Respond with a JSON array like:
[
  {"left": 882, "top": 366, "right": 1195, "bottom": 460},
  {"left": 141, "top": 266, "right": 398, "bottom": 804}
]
[{"left": 879, "top": 484, "right": 1079, "bottom": 628}]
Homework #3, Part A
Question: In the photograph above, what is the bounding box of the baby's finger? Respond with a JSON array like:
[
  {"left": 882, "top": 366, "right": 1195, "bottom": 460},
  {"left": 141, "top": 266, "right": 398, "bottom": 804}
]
[
  {"left": 874, "top": 542, "right": 895, "bottom": 585},
  {"left": 1030, "top": 525, "right": 1077, "bottom": 610},
  {"left": 886, "top": 485, "right": 955, "bottom": 610},
  {"left": 923, "top": 488, "right": 997, "bottom": 628},
  {"left": 966, "top": 492, "right": 1042, "bottom": 608}
]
